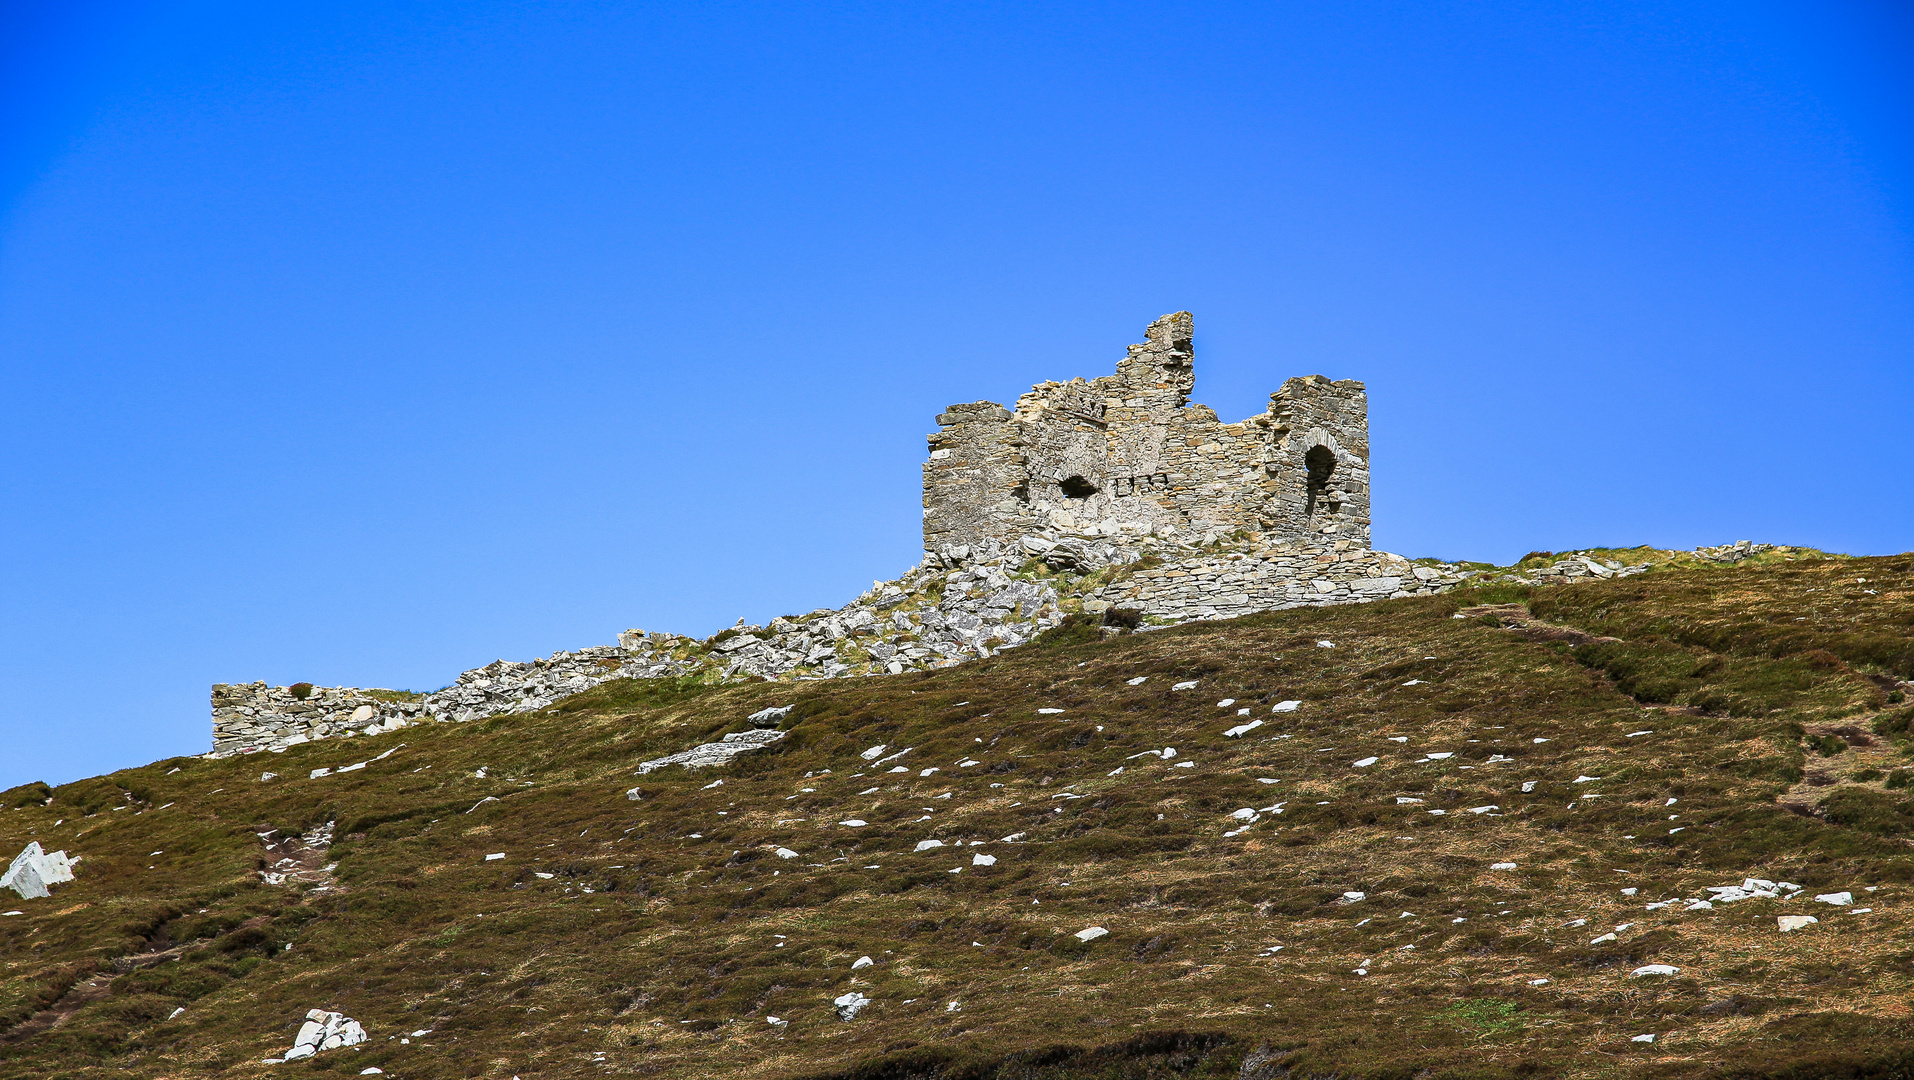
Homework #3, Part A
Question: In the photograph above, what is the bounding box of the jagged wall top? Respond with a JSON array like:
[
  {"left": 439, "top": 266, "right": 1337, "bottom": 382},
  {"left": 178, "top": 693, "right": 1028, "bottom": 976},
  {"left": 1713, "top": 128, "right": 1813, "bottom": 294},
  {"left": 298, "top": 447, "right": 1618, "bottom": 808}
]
[{"left": 922, "top": 313, "right": 1370, "bottom": 557}]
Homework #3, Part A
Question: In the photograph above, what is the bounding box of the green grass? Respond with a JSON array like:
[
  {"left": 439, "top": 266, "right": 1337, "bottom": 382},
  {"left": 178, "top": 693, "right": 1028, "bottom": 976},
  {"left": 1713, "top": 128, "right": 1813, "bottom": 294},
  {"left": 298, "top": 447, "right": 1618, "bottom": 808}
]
[{"left": 0, "top": 552, "right": 1911, "bottom": 1079}]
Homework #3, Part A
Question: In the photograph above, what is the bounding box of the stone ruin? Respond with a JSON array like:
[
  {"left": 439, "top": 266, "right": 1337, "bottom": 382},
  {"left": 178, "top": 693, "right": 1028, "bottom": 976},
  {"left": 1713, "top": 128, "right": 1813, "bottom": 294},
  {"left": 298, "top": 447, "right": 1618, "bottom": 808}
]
[
  {"left": 923, "top": 311, "right": 1370, "bottom": 561},
  {"left": 209, "top": 312, "right": 1478, "bottom": 757}
]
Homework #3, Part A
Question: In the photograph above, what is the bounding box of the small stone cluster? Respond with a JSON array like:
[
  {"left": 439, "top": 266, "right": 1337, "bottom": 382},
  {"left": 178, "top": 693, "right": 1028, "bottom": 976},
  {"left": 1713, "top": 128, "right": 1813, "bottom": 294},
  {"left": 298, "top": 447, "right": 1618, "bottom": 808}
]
[
  {"left": 1520, "top": 554, "right": 1652, "bottom": 582},
  {"left": 1693, "top": 540, "right": 1773, "bottom": 563},
  {"left": 2, "top": 842, "right": 76, "bottom": 900},
  {"left": 278, "top": 1009, "right": 366, "bottom": 1061}
]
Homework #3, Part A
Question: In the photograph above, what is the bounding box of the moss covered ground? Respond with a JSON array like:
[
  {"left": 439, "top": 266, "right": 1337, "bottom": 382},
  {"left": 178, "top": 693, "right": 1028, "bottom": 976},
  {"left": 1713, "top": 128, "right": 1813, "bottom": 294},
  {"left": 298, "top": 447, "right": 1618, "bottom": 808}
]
[{"left": 2, "top": 552, "right": 1913, "bottom": 1079}]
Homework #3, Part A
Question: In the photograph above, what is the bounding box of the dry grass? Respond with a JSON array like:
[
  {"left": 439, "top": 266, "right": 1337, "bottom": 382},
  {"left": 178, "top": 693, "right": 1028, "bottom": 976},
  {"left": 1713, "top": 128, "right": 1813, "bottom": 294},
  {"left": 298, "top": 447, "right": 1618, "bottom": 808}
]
[{"left": 1, "top": 553, "right": 1912, "bottom": 1079}]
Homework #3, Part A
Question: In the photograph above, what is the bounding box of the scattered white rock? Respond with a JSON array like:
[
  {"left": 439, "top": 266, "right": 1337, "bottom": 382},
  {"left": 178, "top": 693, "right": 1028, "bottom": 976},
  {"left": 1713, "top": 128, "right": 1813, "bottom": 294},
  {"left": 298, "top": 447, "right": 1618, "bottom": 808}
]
[
  {"left": 861, "top": 745, "right": 888, "bottom": 760},
  {"left": 914, "top": 839, "right": 946, "bottom": 851},
  {"left": 1225, "top": 720, "right": 1264, "bottom": 738},
  {"left": 1341, "top": 891, "right": 1367, "bottom": 903},
  {"left": 1126, "top": 677, "right": 1148, "bottom": 685},
  {"left": 1520, "top": 781, "right": 1538, "bottom": 793},
  {"left": 1172, "top": 681, "right": 1199, "bottom": 690},
  {"left": 1, "top": 843, "right": 75, "bottom": 900},
  {"left": 1271, "top": 700, "right": 1301, "bottom": 712},
  {"left": 1466, "top": 805, "right": 1498, "bottom": 814},
  {"left": 1395, "top": 797, "right": 1424, "bottom": 805},
  {"left": 748, "top": 705, "right": 794, "bottom": 723},
  {"left": 1316, "top": 641, "right": 1334, "bottom": 648},
  {"left": 1490, "top": 862, "right": 1517, "bottom": 870},
  {"left": 852, "top": 956, "right": 874, "bottom": 970},
  {"left": 1572, "top": 775, "right": 1601, "bottom": 784},
  {"left": 1630, "top": 965, "right": 1680, "bottom": 977},
  {"left": 1352, "top": 756, "right": 1378, "bottom": 768},
  {"left": 1815, "top": 892, "right": 1853, "bottom": 906},
  {"left": 1528, "top": 978, "right": 1549, "bottom": 986},
  {"left": 774, "top": 848, "right": 800, "bottom": 860},
  {"left": 839, "top": 820, "right": 869, "bottom": 827},
  {"left": 972, "top": 854, "right": 996, "bottom": 866},
  {"left": 1075, "top": 926, "right": 1109, "bottom": 942},
  {"left": 636, "top": 729, "right": 786, "bottom": 774},
  {"left": 1590, "top": 933, "right": 1617, "bottom": 944},
  {"left": 1037, "top": 708, "right": 1066, "bottom": 714},
  {"left": 834, "top": 991, "right": 871, "bottom": 1021},
  {"left": 283, "top": 1009, "right": 367, "bottom": 1060},
  {"left": 484, "top": 853, "right": 505, "bottom": 861},
  {"left": 625, "top": 787, "right": 643, "bottom": 801},
  {"left": 1426, "top": 752, "right": 1453, "bottom": 760},
  {"left": 1631, "top": 1034, "right": 1656, "bottom": 1044},
  {"left": 1778, "top": 916, "right": 1819, "bottom": 932}
]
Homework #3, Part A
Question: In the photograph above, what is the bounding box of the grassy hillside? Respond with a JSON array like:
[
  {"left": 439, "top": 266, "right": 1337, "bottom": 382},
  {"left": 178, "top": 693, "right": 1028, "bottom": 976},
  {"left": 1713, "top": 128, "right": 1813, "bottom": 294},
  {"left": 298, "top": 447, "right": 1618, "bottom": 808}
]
[{"left": 2, "top": 551, "right": 1912, "bottom": 1080}]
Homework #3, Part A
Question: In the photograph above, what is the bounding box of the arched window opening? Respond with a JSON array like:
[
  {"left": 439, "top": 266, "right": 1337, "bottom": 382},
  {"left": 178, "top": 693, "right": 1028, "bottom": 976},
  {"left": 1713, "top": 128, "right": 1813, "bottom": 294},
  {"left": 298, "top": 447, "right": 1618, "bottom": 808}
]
[
  {"left": 1060, "top": 475, "right": 1100, "bottom": 499},
  {"left": 1304, "top": 445, "right": 1337, "bottom": 518}
]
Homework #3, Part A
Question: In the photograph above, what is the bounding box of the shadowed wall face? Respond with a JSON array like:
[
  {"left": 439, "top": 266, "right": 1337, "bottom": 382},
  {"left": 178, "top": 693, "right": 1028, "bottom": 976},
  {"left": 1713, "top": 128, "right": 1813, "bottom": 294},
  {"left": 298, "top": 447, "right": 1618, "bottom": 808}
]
[{"left": 922, "top": 313, "right": 1370, "bottom": 555}]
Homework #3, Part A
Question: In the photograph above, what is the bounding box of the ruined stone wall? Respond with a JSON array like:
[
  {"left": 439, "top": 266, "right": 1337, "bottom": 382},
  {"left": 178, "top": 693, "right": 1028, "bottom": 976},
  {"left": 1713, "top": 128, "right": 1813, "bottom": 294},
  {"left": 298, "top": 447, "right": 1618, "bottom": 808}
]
[
  {"left": 212, "top": 312, "right": 1402, "bottom": 758},
  {"left": 211, "top": 684, "right": 425, "bottom": 756},
  {"left": 922, "top": 313, "right": 1369, "bottom": 559}
]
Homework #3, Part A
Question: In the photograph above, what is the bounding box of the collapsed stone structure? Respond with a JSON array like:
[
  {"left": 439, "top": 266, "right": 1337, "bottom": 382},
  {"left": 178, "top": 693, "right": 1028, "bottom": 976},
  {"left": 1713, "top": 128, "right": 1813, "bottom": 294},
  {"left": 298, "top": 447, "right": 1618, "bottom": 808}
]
[
  {"left": 924, "top": 312, "right": 1369, "bottom": 559},
  {"left": 209, "top": 312, "right": 1487, "bottom": 757}
]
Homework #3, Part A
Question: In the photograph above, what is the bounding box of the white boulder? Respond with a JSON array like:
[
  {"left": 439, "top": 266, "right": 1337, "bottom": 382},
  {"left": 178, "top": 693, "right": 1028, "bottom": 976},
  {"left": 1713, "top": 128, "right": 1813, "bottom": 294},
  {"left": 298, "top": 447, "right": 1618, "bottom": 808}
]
[
  {"left": 834, "top": 991, "right": 871, "bottom": 1020},
  {"left": 283, "top": 1009, "right": 367, "bottom": 1060},
  {"left": 2, "top": 843, "right": 75, "bottom": 900}
]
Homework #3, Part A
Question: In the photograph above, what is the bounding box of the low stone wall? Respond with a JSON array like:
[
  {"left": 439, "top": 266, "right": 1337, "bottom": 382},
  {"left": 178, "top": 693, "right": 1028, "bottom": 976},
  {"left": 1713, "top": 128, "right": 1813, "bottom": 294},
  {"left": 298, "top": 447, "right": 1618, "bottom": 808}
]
[
  {"left": 1087, "top": 540, "right": 1468, "bottom": 621},
  {"left": 211, "top": 684, "right": 425, "bottom": 756}
]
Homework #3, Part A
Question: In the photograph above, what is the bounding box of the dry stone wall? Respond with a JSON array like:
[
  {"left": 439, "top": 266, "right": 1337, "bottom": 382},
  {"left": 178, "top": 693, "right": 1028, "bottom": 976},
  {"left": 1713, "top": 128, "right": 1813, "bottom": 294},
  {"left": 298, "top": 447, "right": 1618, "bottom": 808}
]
[{"left": 211, "top": 684, "right": 424, "bottom": 757}]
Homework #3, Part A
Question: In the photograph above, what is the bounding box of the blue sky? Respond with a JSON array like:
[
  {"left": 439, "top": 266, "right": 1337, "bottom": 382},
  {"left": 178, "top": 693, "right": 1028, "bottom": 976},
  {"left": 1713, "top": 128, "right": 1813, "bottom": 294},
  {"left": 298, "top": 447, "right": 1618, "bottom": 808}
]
[{"left": 3, "top": 0, "right": 1910, "bottom": 790}]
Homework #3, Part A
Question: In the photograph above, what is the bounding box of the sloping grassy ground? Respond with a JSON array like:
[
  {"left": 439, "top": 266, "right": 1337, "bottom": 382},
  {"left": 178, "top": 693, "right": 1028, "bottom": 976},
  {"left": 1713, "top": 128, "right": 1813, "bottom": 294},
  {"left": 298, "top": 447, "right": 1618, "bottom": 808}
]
[{"left": 2, "top": 553, "right": 1912, "bottom": 1080}]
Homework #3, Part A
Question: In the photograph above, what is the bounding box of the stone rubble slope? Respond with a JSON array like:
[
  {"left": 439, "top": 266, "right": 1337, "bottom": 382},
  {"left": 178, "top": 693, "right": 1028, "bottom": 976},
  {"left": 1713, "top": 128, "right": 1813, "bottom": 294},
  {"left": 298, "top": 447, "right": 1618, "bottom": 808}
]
[
  {"left": 209, "top": 536, "right": 1787, "bottom": 757},
  {"left": 212, "top": 530, "right": 1471, "bottom": 756}
]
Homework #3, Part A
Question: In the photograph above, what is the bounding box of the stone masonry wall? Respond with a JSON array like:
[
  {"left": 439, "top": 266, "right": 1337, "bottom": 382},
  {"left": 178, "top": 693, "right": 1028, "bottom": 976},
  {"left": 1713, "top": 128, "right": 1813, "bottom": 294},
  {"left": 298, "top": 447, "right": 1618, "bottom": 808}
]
[
  {"left": 922, "top": 313, "right": 1371, "bottom": 559},
  {"left": 211, "top": 684, "right": 425, "bottom": 756}
]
